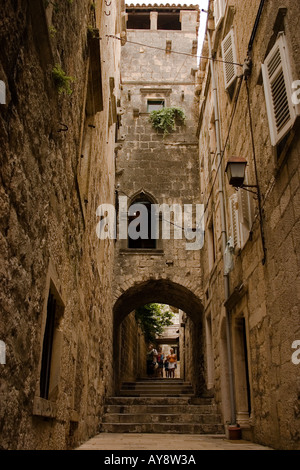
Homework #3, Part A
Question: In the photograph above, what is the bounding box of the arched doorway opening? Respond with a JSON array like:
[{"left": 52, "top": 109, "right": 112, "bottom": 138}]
[
  {"left": 113, "top": 279, "right": 208, "bottom": 396},
  {"left": 127, "top": 192, "right": 157, "bottom": 250}
]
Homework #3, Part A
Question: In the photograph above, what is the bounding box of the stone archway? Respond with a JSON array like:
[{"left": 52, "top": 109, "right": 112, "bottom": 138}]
[{"left": 113, "top": 278, "right": 207, "bottom": 396}]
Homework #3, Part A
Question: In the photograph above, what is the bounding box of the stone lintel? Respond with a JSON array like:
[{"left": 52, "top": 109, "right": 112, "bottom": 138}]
[
  {"left": 119, "top": 249, "right": 164, "bottom": 255},
  {"left": 123, "top": 81, "right": 196, "bottom": 86},
  {"left": 140, "top": 87, "right": 172, "bottom": 95},
  {"left": 224, "top": 283, "right": 247, "bottom": 312}
]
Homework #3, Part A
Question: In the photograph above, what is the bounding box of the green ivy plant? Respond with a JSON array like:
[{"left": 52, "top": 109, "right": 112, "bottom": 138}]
[
  {"left": 135, "top": 304, "right": 174, "bottom": 345},
  {"left": 52, "top": 64, "right": 75, "bottom": 95},
  {"left": 49, "top": 26, "right": 57, "bottom": 37},
  {"left": 149, "top": 107, "right": 186, "bottom": 136}
]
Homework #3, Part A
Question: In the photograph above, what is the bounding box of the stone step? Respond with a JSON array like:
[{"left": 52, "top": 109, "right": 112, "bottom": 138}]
[
  {"left": 122, "top": 379, "right": 191, "bottom": 385},
  {"left": 104, "top": 404, "right": 218, "bottom": 414},
  {"left": 119, "top": 380, "right": 194, "bottom": 397},
  {"left": 101, "top": 380, "right": 224, "bottom": 435},
  {"left": 102, "top": 413, "right": 222, "bottom": 424},
  {"left": 100, "top": 422, "right": 225, "bottom": 434},
  {"left": 118, "top": 391, "right": 195, "bottom": 397},
  {"left": 119, "top": 387, "right": 193, "bottom": 393},
  {"left": 122, "top": 381, "right": 193, "bottom": 389},
  {"left": 120, "top": 386, "right": 194, "bottom": 392},
  {"left": 105, "top": 396, "right": 213, "bottom": 406}
]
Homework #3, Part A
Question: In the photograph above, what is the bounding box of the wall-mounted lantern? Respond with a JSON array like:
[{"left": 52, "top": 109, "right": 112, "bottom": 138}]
[{"left": 225, "top": 156, "right": 248, "bottom": 188}]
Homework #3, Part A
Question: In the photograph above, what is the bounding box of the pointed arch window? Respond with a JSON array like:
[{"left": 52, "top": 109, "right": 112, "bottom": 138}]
[{"left": 128, "top": 194, "right": 157, "bottom": 249}]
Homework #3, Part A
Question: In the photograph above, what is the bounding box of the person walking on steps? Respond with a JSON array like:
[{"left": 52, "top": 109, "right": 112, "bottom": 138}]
[
  {"left": 167, "top": 348, "right": 177, "bottom": 378},
  {"left": 156, "top": 347, "right": 164, "bottom": 378},
  {"left": 164, "top": 357, "right": 169, "bottom": 378},
  {"left": 146, "top": 344, "right": 158, "bottom": 378}
]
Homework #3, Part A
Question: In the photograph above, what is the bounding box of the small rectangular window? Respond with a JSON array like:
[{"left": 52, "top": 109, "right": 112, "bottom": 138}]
[
  {"left": 40, "top": 286, "right": 64, "bottom": 400},
  {"left": 157, "top": 12, "right": 181, "bottom": 30},
  {"left": 147, "top": 100, "right": 165, "bottom": 112},
  {"left": 127, "top": 12, "right": 150, "bottom": 30},
  {"left": 207, "top": 219, "right": 216, "bottom": 271}
]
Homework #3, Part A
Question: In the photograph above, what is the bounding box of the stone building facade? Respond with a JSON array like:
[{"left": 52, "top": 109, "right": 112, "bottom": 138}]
[
  {"left": 113, "top": 3, "right": 209, "bottom": 395},
  {"left": 0, "top": 0, "right": 125, "bottom": 450},
  {"left": 197, "top": 0, "right": 300, "bottom": 450}
]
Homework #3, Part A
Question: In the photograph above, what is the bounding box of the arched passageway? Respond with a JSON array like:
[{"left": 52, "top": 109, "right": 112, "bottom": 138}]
[{"left": 113, "top": 279, "right": 209, "bottom": 396}]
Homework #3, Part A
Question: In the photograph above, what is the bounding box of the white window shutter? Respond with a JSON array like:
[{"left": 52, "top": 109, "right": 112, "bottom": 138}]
[
  {"left": 221, "top": 29, "right": 238, "bottom": 90},
  {"left": 214, "top": 0, "right": 226, "bottom": 29},
  {"left": 238, "top": 188, "right": 254, "bottom": 247},
  {"left": 229, "top": 193, "right": 241, "bottom": 249},
  {"left": 214, "top": 0, "right": 222, "bottom": 28},
  {"left": 237, "top": 188, "right": 252, "bottom": 230},
  {"left": 262, "top": 33, "right": 297, "bottom": 146}
]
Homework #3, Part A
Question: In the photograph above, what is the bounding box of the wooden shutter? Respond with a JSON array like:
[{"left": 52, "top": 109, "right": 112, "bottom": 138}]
[
  {"left": 221, "top": 29, "right": 238, "bottom": 90},
  {"left": 238, "top": 188, "right": 254, "bottom": 247},
  {"left": 262, "top": 33, "right": 297, "bottom": 146},
  {"left": 214, "top": 0, "right": 225, "bottom": 28},
  {"left": 229, "top": 193, "right": 240, "bottom": 249},
  {"left": 238, "top": 188, "right": 252, "bottom": 230}
]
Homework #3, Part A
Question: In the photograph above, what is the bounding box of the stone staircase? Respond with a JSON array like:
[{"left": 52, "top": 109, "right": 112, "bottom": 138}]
[{"left": 100, "top": 379, "right": 225, "bottom": 434}]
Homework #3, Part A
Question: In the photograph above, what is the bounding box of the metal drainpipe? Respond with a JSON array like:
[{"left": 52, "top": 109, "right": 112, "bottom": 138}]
[
  {"left": 207, "top": 30, "right": 236, "bottom": 426},
  {"left": 247, "top": 0, "right": 266, "bottom": 57}
]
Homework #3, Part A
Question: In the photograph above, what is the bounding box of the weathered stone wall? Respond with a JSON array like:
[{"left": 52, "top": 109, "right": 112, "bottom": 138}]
[
  {"left": 0, "top": 0, "right": 123, "bottom": 450},
  {"left": 198, "top": 0, "right": 300, "bottom": 450},
  {"left": 119, "top": 311, "right": 147, "bottom": 383},
  {"left": 181, "top": 314, "right": 206, "bottom": 394}
]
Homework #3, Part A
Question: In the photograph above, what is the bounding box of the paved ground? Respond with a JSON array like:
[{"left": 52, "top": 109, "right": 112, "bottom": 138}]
[{"left": 76, "top": 433, "right": 273, "bottom": 450}]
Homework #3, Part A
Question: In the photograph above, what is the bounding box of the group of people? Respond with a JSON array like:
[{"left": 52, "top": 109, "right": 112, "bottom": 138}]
[{"left": 146, "top": 344, "right": 177, "bottom": 378}]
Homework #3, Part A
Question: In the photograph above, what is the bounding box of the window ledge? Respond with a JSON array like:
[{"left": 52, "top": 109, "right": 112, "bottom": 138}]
[
  {"left": 70, "top": 409, "right": 79, "bottom": 423},
  {"left": 119, "top": 249, "right": 164, "bottom": 255},
  {"left": 33, "top": 396, "right": 57, "bottom": 419}
]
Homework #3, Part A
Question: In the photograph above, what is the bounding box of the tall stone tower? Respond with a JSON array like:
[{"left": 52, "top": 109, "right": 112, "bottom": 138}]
[{"left": 113, "top": 4, "right": 206, "bottom": 393}]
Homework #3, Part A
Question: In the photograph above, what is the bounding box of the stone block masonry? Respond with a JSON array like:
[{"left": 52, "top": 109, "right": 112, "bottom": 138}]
[
  {"left": 197, "top": 0, "right": 300, "bottom": 450},
  {"left": 0, "top": 0, "right": 124, "bottom": 450},
  {"left": 112, "top": 5, "right": 208, "bottom": 398}
]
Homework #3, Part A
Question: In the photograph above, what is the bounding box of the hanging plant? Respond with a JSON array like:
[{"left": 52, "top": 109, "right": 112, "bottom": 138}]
[
  {"left": 52, "top": 64, "right": 75, "bottom": 95},
  {"left": 135, "top": 304, "right": 174, "bottom": 345},
  {"left": 149, "top": 107, "right": 186, "bottom": 136}
]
